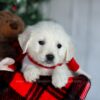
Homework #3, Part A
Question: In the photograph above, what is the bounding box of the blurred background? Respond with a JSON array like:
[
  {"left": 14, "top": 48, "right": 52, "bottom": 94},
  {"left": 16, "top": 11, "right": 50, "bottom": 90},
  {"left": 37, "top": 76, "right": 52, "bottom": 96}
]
[{"left": 0, "top": 0, "right": 100, "bottom": 99}]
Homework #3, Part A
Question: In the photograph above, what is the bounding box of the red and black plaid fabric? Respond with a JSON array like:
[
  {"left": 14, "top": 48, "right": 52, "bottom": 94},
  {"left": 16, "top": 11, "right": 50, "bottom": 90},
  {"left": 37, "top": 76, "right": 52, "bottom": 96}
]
[{"left": 0, "top": 69, "right": 91, "bottom": 100}]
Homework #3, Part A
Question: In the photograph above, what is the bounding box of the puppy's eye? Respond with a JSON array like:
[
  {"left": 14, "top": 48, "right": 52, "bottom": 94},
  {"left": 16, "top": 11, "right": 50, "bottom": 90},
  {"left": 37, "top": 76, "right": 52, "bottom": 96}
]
[
  {"left": 38, "top": 40, "right": 45, "bottom": 45},
  {"left": 57, "top": 43, "right": 62, "bottom": 49}
]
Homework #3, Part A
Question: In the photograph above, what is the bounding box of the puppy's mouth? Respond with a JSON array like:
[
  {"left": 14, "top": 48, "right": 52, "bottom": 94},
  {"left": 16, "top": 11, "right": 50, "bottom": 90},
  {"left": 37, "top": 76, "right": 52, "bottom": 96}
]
[
  {"left": 41, "top": 60, "right": 55, "bottom": 66},
  {"left": 45, "top": 60, "right": 54, "bottom": 64}
]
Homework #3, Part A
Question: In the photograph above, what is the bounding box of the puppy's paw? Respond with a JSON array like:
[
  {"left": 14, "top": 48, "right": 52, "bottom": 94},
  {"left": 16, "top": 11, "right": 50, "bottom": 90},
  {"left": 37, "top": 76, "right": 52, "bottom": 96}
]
[
  {"left": 52, "top": 74, "right": 68, "bottom": 88},
  {"left": 23, "top": 68, "right": 40, "bottom": 82}
]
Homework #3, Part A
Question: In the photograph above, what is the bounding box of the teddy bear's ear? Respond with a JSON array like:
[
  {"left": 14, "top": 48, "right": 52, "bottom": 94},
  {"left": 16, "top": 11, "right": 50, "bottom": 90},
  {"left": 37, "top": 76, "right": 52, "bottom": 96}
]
[
  {"left": 65, "top": 38, "right": 75, "bottom": 62},
  {"left": 18, "top": 26, "right": 33, "bottom": 53}
]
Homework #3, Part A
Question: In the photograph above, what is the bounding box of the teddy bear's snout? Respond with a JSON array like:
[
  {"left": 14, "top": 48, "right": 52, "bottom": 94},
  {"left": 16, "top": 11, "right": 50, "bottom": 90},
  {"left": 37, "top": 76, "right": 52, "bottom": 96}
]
[
  {"left": 46, "top": 54, "right": 55, "bottom": 63},
  {"left": 10, "top": 21, "right": 18, "bottom": 30}
]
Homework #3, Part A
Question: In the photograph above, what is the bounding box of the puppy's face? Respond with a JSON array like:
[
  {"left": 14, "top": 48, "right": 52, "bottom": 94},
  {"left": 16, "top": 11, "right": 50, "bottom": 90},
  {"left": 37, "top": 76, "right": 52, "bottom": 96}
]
[
  {"left": 19, "top": 21, "right": 73, "bottom": 67},
  {"left": 27, "top": 28, "right": 69, "bottom": 67}
]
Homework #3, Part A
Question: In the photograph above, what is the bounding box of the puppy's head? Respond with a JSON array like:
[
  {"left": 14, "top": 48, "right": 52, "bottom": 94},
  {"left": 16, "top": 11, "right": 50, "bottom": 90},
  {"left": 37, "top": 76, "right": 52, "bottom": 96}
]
[{"left": 19, "top": 21, "right": 74, "bottom": 67}]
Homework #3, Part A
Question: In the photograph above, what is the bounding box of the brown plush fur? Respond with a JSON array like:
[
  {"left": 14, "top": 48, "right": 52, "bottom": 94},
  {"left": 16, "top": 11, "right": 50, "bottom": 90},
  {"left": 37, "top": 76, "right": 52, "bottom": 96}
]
[
  {"left": 0, "top": 11, "right": 25, "bottom": 92},
  {"left": 0, "top": 11, "right": 25, "bottom": 61}
]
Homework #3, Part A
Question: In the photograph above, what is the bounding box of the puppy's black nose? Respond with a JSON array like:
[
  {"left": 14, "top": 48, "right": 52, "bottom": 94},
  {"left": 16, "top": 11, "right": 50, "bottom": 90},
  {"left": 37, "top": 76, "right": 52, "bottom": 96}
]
[{"left": 46, "top": 54, "right": 54, "bottom": 61}]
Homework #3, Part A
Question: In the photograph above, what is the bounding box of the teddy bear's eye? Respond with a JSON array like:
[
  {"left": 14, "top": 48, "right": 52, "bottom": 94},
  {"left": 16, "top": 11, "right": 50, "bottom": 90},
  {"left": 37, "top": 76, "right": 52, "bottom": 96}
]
[
  {"left": 57, "top": 43, "right": 62, "bottom": 49},
  {"left": 38, "top": 40, "right": 45, "bottom": 45}
]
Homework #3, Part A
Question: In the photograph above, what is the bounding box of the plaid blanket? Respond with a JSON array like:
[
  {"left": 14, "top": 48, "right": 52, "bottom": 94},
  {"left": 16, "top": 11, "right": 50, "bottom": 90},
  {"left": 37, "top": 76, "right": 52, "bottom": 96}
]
[{"left": 0, "top": 69, "right": 91, "bottom": 100}]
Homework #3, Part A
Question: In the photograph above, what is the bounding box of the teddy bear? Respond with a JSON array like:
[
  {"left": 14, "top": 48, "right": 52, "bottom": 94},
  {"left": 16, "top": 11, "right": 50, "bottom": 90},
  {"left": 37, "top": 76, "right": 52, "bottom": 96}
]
[
  {"left": 0, "top": 11, "right": 25, "bottom": 69},
  {"left": 0, "top": 11, "right": 25, "bottom": 93}
]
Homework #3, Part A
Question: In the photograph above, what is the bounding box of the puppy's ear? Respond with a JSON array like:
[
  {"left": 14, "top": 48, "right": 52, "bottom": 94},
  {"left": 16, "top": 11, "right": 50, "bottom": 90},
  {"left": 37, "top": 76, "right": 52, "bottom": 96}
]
[
  {"left": 18, "top": 26, "right": 33, "bottom": 53},
  {"left": 65, "top": 39, "right": 74, "bottom": 62}
]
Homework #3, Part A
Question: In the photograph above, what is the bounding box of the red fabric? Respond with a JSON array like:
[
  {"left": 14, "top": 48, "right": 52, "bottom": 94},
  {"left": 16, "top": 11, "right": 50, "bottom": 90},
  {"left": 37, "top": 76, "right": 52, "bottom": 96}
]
[
  {"left": 64, "top": 77, "right": 73, "bottom": 89},
  {"left": 67, "top": 58, "right": 79, "bottom": 72},
  {"left": 9, "top": 72, "right": 91, "bottom": 100},
  {"left": 10, "top": 73, "right": 32, "bottom": 97},
  {"left": 10, "top": 72, "right": 73, "bottom": 97},
  {"left": 40, "top": 91, "right": 57, "bottom": 100},
  {"left": 80, "top": 82, "right": 91, "bottom": 100},
  {"left": 0, "top": 71, "right": 91, "bottom": 100},
  {"left": 0, "top": 64, "right": 91, "bottom": 100},
  {"left": 8, "top": 64, "right": 16, "bottom": 70}
]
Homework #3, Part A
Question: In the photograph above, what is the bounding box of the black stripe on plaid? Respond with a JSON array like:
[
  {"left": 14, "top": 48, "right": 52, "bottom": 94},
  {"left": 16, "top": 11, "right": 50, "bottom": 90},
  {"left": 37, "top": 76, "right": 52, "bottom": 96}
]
[
  {"left": 36, "top": 83, "right": 49, "bottom": 100},
  {"left": 63, "top": 84, "right": 80, "bottom": 100},
  {"left": 29, "top": 76, "right": 52, "bottom": 100},
  {"left": 26, "top": 83, "right": 38, "bottom": 100},
  {"left": 30, "top": 84, "right": 42, "bottom": 100},
  {"left": 63, "top": 75, "right": 91, "bottom": 100},
  {"left": 46, "top": 85, "right": 65, "bottom": 100},
  {"left": 0, "top": 86, "right": 25, "bottom": 100},
  {"left": 38, "top": 76, "right": 66, "bottom": 100},
  {"left": 0, "top": 72, "right": 90, "bottom": 100},
  {"left": 26, "top": 82, "right": 37, "bottom": 99},
  {"left": 0, "top": 71, "right": 16, "bottom": 94}
]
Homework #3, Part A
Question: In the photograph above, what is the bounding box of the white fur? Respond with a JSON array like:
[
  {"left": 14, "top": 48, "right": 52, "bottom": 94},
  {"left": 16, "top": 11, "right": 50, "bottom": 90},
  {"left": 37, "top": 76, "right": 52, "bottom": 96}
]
[
  {"left": 0, "top": 57, "right": 15, "bottom": 71},
  {"left": 19, "top": 21, "right": 89, "bottom": 88}
]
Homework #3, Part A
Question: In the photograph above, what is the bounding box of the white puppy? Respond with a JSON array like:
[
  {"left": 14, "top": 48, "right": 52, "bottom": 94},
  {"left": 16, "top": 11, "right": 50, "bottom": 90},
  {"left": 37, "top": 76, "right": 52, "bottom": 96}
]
[{"left": 19, "top": 21, "right": 89, "bottom": 88}]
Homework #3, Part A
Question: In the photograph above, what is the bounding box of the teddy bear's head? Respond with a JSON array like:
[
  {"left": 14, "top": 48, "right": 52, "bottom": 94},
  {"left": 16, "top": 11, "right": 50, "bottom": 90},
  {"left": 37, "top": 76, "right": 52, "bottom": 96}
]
[{"left": 0, "top": 11, "right": 25, "bottom": 38}]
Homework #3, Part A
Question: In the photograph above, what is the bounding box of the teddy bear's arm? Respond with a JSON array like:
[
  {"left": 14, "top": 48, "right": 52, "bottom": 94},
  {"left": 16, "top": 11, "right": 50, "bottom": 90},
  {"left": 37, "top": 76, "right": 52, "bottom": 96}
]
[{"left": 0, "top": 57, "right": 15, "bottom": 71}]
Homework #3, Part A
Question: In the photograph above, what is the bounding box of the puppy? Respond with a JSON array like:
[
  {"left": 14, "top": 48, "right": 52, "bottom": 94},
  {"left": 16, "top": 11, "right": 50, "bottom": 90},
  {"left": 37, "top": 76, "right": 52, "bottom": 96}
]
[{"left": 19, "top": 21, "right": 89, "bottom": 88}]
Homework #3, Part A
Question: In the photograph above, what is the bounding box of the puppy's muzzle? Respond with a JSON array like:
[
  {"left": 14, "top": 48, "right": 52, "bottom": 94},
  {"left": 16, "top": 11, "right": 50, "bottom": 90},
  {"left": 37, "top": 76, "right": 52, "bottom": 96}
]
[{"left": 46, "top": 54, "right": 54, "bottom": 63}]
